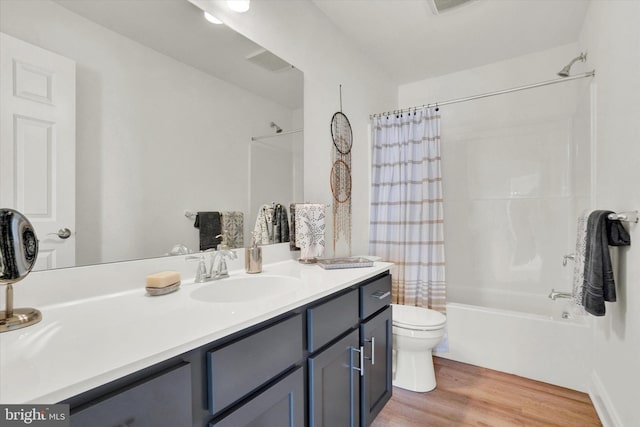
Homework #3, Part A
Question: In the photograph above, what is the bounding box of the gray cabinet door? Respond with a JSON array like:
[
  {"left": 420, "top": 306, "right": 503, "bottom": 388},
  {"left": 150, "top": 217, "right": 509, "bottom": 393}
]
[
  {"left": 360, "top": 306, "right": 392, "bottom": 427},
  {"left": 210, "top": 367, "right": 304, "bottom": 427},
  {"left": 70, "top": 363, "right": 192, "bottom": 427},
  {"left": 308, "top": 329, "right": 361, "bottom": 427}
]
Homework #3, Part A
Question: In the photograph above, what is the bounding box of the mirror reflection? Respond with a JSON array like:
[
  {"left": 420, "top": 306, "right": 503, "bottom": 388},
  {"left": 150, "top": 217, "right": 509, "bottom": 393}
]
[{"left": 0, "top": 0, "right": 303, "bottom": 271}]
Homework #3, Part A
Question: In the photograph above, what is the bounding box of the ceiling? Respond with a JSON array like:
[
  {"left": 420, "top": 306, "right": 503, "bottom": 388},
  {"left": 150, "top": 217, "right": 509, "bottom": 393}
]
[
  {"left": 53, "top": 0, "right": 590, "bottom": 103},
  {"left": 54, "top": 0, "right": 303, "bottom": 110},
  {"left": 312, "top": 0, "right": 590, "bottom": 84}
]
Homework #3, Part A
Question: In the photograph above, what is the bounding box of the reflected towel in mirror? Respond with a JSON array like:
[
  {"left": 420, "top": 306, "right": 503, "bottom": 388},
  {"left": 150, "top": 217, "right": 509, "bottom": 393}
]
[
  {"left": 290, "top": 203, "right": 300, "bottom": 251},
  {"left": 221, "top": 211, "right": 244, "bottom": 249},
  {"left": 194, "top": 212, "right": 222, "bottom": 251}
]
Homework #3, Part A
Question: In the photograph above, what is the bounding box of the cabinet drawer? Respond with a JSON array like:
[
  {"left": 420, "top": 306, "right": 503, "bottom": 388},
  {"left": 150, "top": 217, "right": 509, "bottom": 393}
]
[
  {"left": 307, "top": 288, "right": 358, "bottom": 353},
  {"left": 207, "top": 314, "right": 303, "bottom": 415},
  {"left": 71, "top": 363, "right": 192, "bottom": 427},
  {"left": 210, "top": 367, "right": 304, "bottom": 427},
  {"left": 360, "top": 274, "right": 392, "bottom": 320}
]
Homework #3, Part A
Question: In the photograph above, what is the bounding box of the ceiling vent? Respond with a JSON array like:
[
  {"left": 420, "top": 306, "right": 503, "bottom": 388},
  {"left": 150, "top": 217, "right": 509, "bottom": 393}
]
[
  {"left": 428, "top": 0, "right": 474, "bottom": 14},
  {"left": 245, "top": 49, "right": 292, "bottom": 72}
]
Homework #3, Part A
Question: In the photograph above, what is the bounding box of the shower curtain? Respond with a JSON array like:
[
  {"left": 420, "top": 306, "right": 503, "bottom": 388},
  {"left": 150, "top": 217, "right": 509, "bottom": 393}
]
[{"left": 369, "top": 107, "right": 446, "bottom": 313}]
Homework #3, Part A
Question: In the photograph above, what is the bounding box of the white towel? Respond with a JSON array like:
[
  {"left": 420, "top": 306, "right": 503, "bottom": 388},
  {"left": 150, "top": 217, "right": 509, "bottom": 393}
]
[
  {"left": 253, "top": 205, "right": 274, "bottom": 245},
  {"left": 295, "top": 204, "right": 326, "bottom": 260},
  {"left": 571, "top": 210, "right": 589, "bottom": 308}
]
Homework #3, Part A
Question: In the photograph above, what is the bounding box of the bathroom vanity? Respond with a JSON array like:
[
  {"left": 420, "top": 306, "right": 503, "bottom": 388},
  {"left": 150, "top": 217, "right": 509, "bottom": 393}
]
[{"left": 0, "top": 257, "right": 392, "bottom": 427}]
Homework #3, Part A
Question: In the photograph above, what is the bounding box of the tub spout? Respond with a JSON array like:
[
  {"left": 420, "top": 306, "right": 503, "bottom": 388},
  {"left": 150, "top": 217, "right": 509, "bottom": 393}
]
[{"left": 548, "top": 289, "right": 572, "bottom": 300}]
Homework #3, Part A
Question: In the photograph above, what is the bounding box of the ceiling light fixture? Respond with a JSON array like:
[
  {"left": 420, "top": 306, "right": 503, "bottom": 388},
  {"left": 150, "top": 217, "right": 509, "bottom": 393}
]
[
  {"left": 227, "top": 0, "right": 250, "bottom": 13},
  {"left": 428, "top": 0, "right": 474, "bottom": 15},
  {"left": 203, "top": 11, "right": 223, "bottom": 24}
]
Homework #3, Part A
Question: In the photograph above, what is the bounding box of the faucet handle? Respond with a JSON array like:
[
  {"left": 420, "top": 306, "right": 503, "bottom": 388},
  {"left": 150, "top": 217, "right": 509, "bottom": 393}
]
[
  {"left": 216, "top": 231, "right": 232, "bottom": 250},
  {"left": 211, "top": 248, "right": 237, "bottom": 279},
  {"left": 186, "top": 255, "right": 208, "bottom": 283}
]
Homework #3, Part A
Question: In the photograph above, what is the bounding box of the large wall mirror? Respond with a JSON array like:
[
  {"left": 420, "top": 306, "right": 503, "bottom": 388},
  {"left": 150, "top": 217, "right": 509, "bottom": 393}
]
[{"left": 0, "top": 0, "right": 303, "bottom": 271}]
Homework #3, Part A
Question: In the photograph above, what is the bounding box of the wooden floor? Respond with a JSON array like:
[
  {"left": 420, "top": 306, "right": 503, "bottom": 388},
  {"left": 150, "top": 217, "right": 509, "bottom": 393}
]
[{"left": 371, "top": 357, "right": 601, "bottom": 427}]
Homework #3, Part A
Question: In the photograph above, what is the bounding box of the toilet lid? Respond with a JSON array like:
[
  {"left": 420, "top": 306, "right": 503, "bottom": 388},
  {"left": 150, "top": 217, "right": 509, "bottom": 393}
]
[{"left": 392, "top": 304, "right": 446, "bottom": 330}]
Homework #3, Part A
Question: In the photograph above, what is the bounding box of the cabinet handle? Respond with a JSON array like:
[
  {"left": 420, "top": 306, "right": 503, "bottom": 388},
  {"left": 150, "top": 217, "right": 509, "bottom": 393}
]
[
  {"left": 348, "top": 346, "right": 364, "bottom": 427},
  {"left": 371, "top": 290, "right": 390, "bottom": 300},
  {"left": 365, "top": 337, "right": 376, "bottom": 365},
  {"left": 350, "top": 345, "right": 364, "bottom": 377}
]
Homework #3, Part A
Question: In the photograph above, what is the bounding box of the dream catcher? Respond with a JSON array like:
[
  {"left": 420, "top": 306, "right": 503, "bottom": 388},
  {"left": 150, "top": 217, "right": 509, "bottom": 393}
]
[{"left": 330, "top": 85, "right": 352, "bottom": 254}]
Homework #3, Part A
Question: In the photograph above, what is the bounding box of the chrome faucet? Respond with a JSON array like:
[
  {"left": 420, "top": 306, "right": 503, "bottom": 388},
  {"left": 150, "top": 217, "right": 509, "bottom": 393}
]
[
  {"left": 548, "top": 289, "right": 572, "bottom": 300},
  {"left": 187, "top": 247, "right": 237, "bottom": 282},
  {"left": 211, "top": 248, "right": 237, "bottom": 280}
]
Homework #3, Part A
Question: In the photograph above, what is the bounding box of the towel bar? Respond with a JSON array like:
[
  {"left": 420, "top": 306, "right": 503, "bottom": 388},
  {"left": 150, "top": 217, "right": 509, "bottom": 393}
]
[{"left": 607, "top": 211, "right": 638, "bottom": 224}]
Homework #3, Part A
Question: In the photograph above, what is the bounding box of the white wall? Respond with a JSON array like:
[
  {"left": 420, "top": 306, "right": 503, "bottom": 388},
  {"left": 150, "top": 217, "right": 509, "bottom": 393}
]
[
  {"left": 578, "top": 2, "right": 640, "bottom": 425},
  {"left": 399, "top": 44, "right": 590, "bottom": 300},
  {"left": 0, "top": 0, "right": 296, "bottom": 265},
  {"left": 191, "top": 0, "right": 397, "bottom": 257}
]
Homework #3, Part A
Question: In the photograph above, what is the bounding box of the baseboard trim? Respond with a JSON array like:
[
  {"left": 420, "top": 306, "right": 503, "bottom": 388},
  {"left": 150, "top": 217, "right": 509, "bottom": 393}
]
[{"left": 589, "top": 371, "right": 622, "bottom": 427}]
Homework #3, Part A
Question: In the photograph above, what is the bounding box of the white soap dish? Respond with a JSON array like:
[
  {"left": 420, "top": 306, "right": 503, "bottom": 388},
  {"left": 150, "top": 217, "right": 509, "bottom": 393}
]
[{"left": 146, "top": 281, "right": 181, "bottom": 296}]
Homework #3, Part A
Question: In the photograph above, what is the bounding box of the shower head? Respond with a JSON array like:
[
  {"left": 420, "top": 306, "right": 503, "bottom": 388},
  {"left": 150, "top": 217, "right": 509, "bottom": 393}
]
[
  {"left": 557, "top": 52, "right": 587, "bottom": 77},
  {"left": 270, "top": 122, "right": 283, "bottom": 133}
]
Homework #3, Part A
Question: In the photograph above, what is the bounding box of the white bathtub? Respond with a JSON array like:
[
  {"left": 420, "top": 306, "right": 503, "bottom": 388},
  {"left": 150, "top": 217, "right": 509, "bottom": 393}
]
[{"left": 436, "top": 286, "right": 591, "bottom": 392}]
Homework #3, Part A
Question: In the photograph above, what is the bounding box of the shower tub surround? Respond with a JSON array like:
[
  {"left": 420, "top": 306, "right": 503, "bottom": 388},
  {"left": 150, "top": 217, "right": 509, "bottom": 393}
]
[
  {"left": 397, "top": 44, "right": 595, "bottom": 394},
  {"left": 436, "top": 112, "right": 593, "bottom": 392},
  {"left": 0, "top": 244, "right": 391, "bottom": 407}
]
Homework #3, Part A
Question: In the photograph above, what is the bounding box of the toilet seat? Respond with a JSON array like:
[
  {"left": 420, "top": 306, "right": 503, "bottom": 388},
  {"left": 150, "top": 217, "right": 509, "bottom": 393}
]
[{"left": 392, "top": 304, "right": 446, "bottom": 331}]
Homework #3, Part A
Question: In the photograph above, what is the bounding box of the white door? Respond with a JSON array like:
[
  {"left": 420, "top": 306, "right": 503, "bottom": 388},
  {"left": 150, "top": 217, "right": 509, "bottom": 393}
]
[{"left": 0, "top": 32, "right": 76, "bottom": 270}]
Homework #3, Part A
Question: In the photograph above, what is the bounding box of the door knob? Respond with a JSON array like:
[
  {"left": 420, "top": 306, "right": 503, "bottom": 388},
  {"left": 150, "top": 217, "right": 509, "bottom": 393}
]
[{"left": 48, "top": 228, "right": 71, "bottom": 239}]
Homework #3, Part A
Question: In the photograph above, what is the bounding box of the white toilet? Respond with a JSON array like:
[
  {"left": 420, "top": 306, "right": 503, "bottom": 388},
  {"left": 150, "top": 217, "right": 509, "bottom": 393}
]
[{"left": 391, "top": 303, "right": 447, "bottom": 392}]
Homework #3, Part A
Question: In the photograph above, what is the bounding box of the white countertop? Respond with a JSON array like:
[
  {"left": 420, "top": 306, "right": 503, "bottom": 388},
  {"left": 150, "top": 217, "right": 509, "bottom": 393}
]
[{"left": 0, "top": 259, "right": 391, "bottom": 404}]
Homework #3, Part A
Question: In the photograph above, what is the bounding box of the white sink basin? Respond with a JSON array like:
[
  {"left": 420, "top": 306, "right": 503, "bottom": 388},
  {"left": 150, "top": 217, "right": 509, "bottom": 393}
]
[{"left": 190, "top": 275, "right": 302, "bottom": 303}]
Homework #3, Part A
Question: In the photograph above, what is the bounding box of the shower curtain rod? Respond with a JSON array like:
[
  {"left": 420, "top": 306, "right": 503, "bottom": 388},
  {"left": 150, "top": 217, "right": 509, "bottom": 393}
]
[
  {"left": 251, "top": 128, "right": 303, "bottom": 141},
  {"left": 370, "top": 70, "right": 595, "bottom": 118}
]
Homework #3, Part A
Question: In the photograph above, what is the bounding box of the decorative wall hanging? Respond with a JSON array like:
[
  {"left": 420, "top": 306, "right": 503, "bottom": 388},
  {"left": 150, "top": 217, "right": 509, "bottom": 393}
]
[{"left": 330, "top": 85, "right": 352, "bottom": 254}]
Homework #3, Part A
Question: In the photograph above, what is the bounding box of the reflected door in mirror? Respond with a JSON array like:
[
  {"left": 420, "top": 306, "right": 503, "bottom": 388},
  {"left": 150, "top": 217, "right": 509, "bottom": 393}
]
[{"left": 0, "top": 32, "right": 76, "bottom": 270}]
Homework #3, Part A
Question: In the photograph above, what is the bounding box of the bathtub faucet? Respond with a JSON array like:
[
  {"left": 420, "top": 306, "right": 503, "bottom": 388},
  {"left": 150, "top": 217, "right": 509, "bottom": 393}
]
[{"left": 548, "top": 289, "right": 572, "bottom": 300}]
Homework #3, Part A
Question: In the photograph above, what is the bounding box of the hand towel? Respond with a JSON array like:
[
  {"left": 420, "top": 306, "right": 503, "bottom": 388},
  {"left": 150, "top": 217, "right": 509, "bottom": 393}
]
[
  {"left": 571, "top": 211, "right": 588, "bottom": 308},
  {"left": 273, "top": 204, "right": 290, "bottom": 243},
  {"left": 253, "top": 205, "right": 274, "bottom": 245},
  {"left": 194, "top": 211, "right": 222, "bottom": 251},
  {"left": 295, "top": 204, "right": 326, "bottom": 260},
  {"left": 582, "top": 210, "right": 631, "bottom": 316},
  {"left": 289, "top": 203, "right": 299, "bottom": 251},
  {"left": 221, "top": 211, "right": 244, "bottom": 249},
  {"left": 606, "top": 217, "right": 631, "bottom": 246}
]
